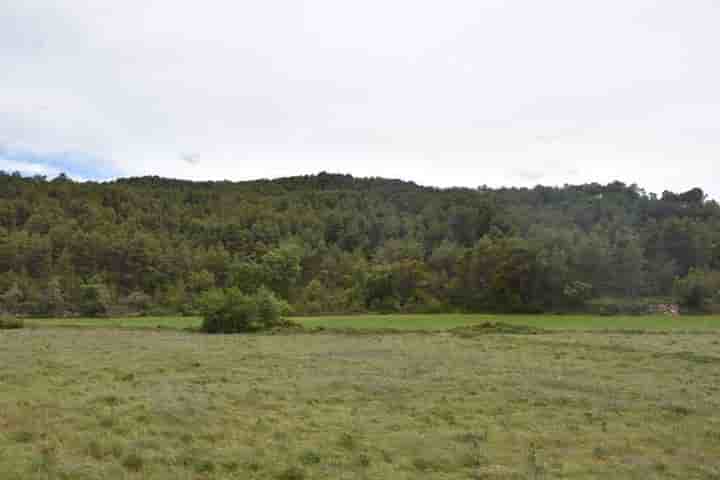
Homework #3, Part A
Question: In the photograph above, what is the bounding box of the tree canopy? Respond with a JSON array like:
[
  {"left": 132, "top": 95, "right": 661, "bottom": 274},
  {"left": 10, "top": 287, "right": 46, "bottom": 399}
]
[{"left": 1, "top": 171, "right": 718, "bottom": 316}]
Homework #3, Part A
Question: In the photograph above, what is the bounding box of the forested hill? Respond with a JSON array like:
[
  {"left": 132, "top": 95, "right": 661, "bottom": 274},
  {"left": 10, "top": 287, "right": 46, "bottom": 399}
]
[{"left": 1, "top": 171, "right": 719, "bottom": 316}]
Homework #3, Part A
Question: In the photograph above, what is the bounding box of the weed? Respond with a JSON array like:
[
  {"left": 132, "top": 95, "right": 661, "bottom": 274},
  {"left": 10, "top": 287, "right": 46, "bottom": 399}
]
[
  {"left": 10, "top": 431, "right": 34, "bottom": 443},
  {"left": 412, "top": 457, "right": 433, "bottom": 472},
  {"left": 122, "top": 452, "right": 144, "bottom": 472},
  {"left": 109, "top": 440, "right": 126, "bottom": 459},
  {"left": 86, "top": 439, "right": 108, "bottom": 460},
  {"left": 592, "top": 446, "right": 610, "bottom": 460},
  {"left": 96, "top": 394, "right": 122, "bottom": 406},
  {"left": 527, "top": 442, "right": 544, "bottom": 479},
  {"left": 662, "top": 403, "right": 694, "bottom": 416},
  {"left": 358, "top": 453, "right": 371, "bottom": 467},
  {"left": 456, "top": 431, "right": 489, "bottom": 446},
  {"left": 299, "top": 450, "right": 321, "bottom": 465},
  {"left": 98, "top": 416, "right": 116, "bottom": 429},
  {"left": 0, "top": 316, "right": 24, "bottom": 329},
  {"left": 193, "top": 459, "right": 215, "bottom": 474},
  {"left": 339, "top": 432, "right": 356, "bottom": 450},
  {"left": 459, "top": 451, "right": 487, "bottom": 468},
  {"left": 277, "top": 466, "right": 305, "bottom": 480},
  {"left": 30, "top": 446, "right": 56, "bottom": 473}
]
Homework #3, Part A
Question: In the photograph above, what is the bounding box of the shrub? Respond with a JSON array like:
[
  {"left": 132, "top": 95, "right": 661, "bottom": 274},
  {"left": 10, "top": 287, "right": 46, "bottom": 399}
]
[
  {"left": 674, "top": 269, "right": 720, "bottom": 310},
  {"left": 277, "top": 466, "right": 305, "bottom": 480},
  {"left": 124, "top": 290, "right": 152, "bottom": 314},
  {"left": 199, "top": 286, "right": 290, "bottom": 333},
  {"left": 122, "top": 452, "right": 144, "bottom": 472},
  {"left": 299, "top": 450, "right": 321, "bottom": 465},
  {"left": 0, "top": 315, "right": 24, "bottom": 329},
  {"left": 587, "top": 297, "right": 667, "bottom": 316},
  {"left": 79, "top": 280, "right": 112, "bottom": 317},
  {"left": 0, "top": 283, "right": 24, "bottom": 314},
  {"left": 563, "top": 281, "right": 593, "bottom": 307}
]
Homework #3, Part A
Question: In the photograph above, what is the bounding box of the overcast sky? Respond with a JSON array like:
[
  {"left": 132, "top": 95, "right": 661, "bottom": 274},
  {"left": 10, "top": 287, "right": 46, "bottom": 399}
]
[{"left": 1, "top": 0, "right": 719, "bottom": 197}]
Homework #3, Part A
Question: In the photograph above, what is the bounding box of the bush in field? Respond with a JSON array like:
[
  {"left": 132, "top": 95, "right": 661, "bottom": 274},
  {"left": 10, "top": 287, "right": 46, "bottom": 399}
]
[
  {"left": 199, "top": 286, "right": 290, "bottom": 333},
  {"left": 0, "top": 315, "right": 24, "bottom": 329}
]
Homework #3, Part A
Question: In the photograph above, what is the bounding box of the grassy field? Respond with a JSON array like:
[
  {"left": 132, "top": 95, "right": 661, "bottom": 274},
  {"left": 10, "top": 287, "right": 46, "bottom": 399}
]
[
  {"left": 299, "top": 313, "right": 720, "bottom": 332},
  {"left": 26, "top": 315, "right": 202, "bottom": 331},
  {"left": 2, "top": 324, "right": 720, "bottom": 479},
  {"left": 27, "top": 313, "right": 720, "bottom": 332}
]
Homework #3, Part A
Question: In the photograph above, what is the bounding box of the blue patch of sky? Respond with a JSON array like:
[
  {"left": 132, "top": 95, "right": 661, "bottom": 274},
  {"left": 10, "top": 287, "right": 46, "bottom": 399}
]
[{"left": 0, "top": 146, "right": 122, "bottom": 181}]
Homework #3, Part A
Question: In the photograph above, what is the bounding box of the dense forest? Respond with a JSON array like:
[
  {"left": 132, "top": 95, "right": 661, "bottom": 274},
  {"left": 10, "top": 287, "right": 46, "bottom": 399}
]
[{"left": 1, "top": 171, "right": 719, "bottom": 317}]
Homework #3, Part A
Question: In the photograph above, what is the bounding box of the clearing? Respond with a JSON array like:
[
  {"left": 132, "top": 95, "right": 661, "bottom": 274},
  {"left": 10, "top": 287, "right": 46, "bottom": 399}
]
[{"left": 1, "top": 321, "right": 720, "bottom": 479}]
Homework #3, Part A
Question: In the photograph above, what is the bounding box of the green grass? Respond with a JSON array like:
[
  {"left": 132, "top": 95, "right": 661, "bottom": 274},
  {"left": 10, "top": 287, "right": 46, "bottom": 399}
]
[
  {"left": 28, "top": 313, "right": 720, "bottom": 332},
  {"left": 300, "top": 313, "right": 720, "bottom": 331},
  {"left": 2, "top": 327, "right": 720, "bottom": 479},
  {"left": 27, "top": 315, "right": 201, "bottom": 330}
]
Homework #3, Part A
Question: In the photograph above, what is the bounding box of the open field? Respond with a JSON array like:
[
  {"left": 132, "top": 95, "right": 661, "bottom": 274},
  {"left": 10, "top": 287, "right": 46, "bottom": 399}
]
[
  {"left": 26, "top": 316, "right": 202, "bottom": 331},
  {"left": 2, "top": 326, "right": 720, "bottom": 479},
  {"left": 299, "top": 314, "right": 720, "bottom": 332},
  {"left": 27, "top": 313, "right": 720, "bottom": 332}
]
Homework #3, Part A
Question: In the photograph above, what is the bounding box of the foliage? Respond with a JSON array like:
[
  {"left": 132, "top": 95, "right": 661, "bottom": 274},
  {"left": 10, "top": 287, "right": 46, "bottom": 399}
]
[
  {"left": 44, "top": 277, "right": 66, "bottom": 316},
  {"left": 0, "top": 282, "right": 24, "bottom": 314},
  {"left": 1, "top": 171, "right": 719, "bottom": 316},
  {"left": 0, "top": 314, "right": 24, "bottom": 329},
  {"left": 587, "top": 297, "right": 666, "bottom": 316},
  {"left": 199, "top": 287, "right": 289, "bottom": 333},
  {"left": 79, "top": 279, "right": 112, "bottom": 317},
  {"left": 674, "top": 269, "right": 720, "bottom": 310},
  {"left": 124, "top": 290, "right": 152, "bottom": 314},
  {"left": 562, "top": 281, "right": 594, "bottom": 308}
]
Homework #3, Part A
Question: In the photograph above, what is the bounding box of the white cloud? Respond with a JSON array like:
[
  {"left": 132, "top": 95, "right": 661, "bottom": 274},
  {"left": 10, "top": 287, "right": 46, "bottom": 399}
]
[
  {"left": 1, "top": 0, "right": 719, "bottom": 197},
  {"left": 0, "top": 158, "right": 57, "bottom": 177}
]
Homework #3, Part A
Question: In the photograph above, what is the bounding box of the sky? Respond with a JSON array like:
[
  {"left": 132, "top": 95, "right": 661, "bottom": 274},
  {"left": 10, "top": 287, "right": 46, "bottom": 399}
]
[{"left": 1, "top": 0, "right": 719, "bottom": 198}]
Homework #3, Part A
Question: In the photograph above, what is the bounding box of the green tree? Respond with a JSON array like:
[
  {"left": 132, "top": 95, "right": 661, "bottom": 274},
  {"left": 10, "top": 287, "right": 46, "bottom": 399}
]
[
  {"left": 674, "top": 269, "right": 720, "bottom": 310},
  {"left": 228, "top": 260, "right": 266, "bottom": 294},
  {"left": 55, "top": 248, "right": 79, "bottom": 305},
  {"left": 45, "top": 277, "right": 66, "bottom": 316},
  {"left": 612, "top": 230, "right": 646, "bottom": 297},
  {"left": 163, "top": 278, "right": 188, "bottom": 312},
  {"left": 79, "top": 278, "right": 112, "bottom": 317},
  {"left": 261, "top": 243, "right": 303, "bottom": 300},
  {"left": 126, "top": 290, "right": 152, "bottom": 314},
  {"left": 299, "top": 278, "right": 327, "bottom": 314},
  {"left": 188, "top": 269, "right": 216, "bottom": 294},
  {"left": 0, "top": 283, "right": 24, "bottom": 314}
]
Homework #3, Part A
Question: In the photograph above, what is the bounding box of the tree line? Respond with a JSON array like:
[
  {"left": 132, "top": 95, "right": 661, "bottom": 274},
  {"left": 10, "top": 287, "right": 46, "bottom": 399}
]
[{"left": 1, "top": 171, "right": 718, "bottom": 317}]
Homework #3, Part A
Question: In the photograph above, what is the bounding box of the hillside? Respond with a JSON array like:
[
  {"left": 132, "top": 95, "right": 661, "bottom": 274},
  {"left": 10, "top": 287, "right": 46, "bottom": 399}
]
[{"left": 1, "top": 171, "right": 719, "bottom": 316}]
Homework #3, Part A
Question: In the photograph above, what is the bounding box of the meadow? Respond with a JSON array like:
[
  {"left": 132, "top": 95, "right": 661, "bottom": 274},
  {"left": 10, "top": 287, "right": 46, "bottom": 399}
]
[
  {"left": 26, "top": 313, "right": 720, "bottom": 332},
  {"left": 2, "top": 315, "right": 720, "bottom": 479}
]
